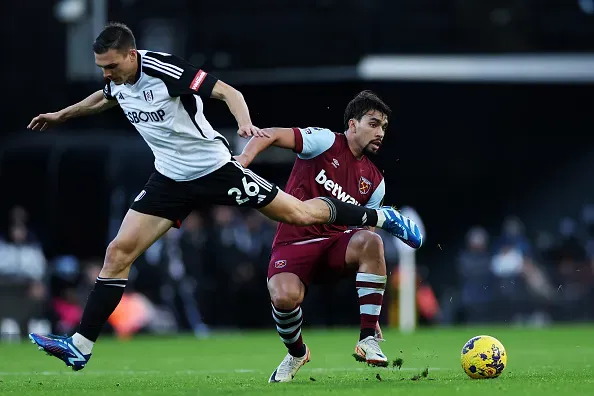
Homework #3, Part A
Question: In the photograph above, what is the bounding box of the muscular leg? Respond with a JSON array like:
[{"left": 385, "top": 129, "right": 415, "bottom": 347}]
[
  {"left": 255, "top": 177, "right": 422, "bottom": 249},
  {"left": 344, "top": 231, "right": 387, "bottom": 341},
  {"left": 259, "top": 190, "right": 383, "bottom": 228},
  {"left": 73, "top": 210, "right": 173, "bottom": 352},
  {"left": 101, "top": 210, "right": 173, "bottom": 278},
  {"left": 345, "top": 230, "right": 387, "bottom": 276},
  {"left": 268, "top": 273, "right": 307, "bottom": 357}
]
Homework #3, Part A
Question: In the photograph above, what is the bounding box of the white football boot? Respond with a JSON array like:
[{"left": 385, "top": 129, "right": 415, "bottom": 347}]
[
  {"left": 354, "top": 336, "right": 388, "bottom": 367},
  {"left": 268, "top": 345, "right": 311, "bottom": 383}
]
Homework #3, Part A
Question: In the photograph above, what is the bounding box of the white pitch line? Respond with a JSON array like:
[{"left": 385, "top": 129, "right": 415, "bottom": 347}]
[
  {"left": 0, "top": 369, "right": 256, "bottom": 376},
  {"left": 306, "top": 367, "right": 447, "bottom": 372},
  {"left": 0, "top": 367, "right": 447, "bottom": 376}
]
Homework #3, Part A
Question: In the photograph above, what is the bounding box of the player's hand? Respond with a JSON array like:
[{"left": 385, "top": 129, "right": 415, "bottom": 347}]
[
  {"left": 375, "top": 322, "right": 384, "bottom": 340},
  {"left": 232, "top": 154, "right": 250, "bottom": 168},
  {"left": 27, "top": 112, "right": 65, "bottom": 131},
  {"left": 237, "top": 124, "right": 270, "bottom": 138}
]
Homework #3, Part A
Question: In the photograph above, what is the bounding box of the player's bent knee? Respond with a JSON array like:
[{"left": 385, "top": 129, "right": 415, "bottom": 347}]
[
  {"left": 365, "top": 231, "right": 384, "bottom": 251},
  {"left": 270, "top": 289, "right": 302, "bottom": 311},
  {"left": 350, "top": 231, "right": 386, "bottom": 269},
  {"left": 268, "top": 275, "right": 304, "bottom": 310},
  {"left": 356, "top": 230, "right": 384, "bottom": 252}
]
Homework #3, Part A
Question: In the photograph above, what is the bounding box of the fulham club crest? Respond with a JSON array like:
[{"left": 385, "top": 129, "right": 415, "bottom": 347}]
[
  {"left": 143, "top": 89, "right": 154, "bottom": 102},
  {"left": 359, "top": 176, "right": 372, "bottom": 195}
]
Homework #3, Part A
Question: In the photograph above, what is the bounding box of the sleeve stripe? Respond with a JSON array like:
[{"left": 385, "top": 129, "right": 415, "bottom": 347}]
[
  {"left": 190, "top": 70, "right": 207, "bottom": 91},
  {"left": 143, "top": 55, "right": 184, "bottom": 73},
  {"left": 143, "top": 58, "right": 182, "bottom": 76},
  {"left": 292, "top": 128, "right": 304, "bottom": 153},
  {"left": 143, "top": 62, "right": 182, "bottom": 80}
]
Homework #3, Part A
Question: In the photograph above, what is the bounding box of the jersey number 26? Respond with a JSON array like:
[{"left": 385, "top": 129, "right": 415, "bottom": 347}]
[{"left": 227, "top": 177, "right": 260, "bottom": 205}]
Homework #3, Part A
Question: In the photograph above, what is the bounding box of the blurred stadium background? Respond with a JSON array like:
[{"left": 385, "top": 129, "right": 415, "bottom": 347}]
[{"left": 2, "top": 0, "right": 594, "bottom": 344}]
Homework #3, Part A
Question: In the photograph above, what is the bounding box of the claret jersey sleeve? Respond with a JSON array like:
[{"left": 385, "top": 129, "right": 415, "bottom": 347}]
[
  {"left": 291, "top": 127, "right": 336, "bottom": 159},
  {"left": 141, "top": 51, "right": 218, "bottom": 98}
]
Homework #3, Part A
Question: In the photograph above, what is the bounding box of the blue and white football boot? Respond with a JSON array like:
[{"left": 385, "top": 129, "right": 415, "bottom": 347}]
[
  {"left": 29, "top": 333, "right": 91, "bottom": 371},
  {"left": 378, "top": 206, "right": 423, "bottom": 249}
]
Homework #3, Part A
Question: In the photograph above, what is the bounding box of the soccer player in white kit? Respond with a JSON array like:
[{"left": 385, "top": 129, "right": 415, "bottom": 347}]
[{"left": 26, "top": 22, "right": 422, "bottom": 371}]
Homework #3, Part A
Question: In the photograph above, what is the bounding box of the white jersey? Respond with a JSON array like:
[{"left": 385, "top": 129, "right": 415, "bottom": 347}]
[{"left": 103, "top": 50, "right": 232, "bottom": 181}]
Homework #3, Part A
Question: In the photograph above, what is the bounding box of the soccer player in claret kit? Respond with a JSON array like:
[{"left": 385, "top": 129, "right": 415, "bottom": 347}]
[
  {"left": 234, "top": 90, "right": 423, "bottom": 382},
  {"left": 26, "top": 23, "right": 421, "bottom": 371}
]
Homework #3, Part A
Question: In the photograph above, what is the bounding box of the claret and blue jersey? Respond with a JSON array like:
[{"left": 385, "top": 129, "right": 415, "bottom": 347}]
[{"left": 273, "top": 127, "right": 386, "bottom": 246}]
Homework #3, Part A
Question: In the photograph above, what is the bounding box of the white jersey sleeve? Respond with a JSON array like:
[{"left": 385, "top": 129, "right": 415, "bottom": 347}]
[
  {"left": 292, "top": 127, "right": 336, "bottom": 159},
  {"left": 141, "top": 51, "right": 218, "bottom": 98},
  {"left": 364, "top": 178, "right": 385, "bottom": 210}
]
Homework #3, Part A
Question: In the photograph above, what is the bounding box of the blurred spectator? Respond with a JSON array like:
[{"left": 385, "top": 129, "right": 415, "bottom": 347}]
[
  {"left": 491, "top": 216, "right": 554, "bottom": 324},
  {"left": 582, "top": 204, "right": 594, "bottom": 271},
  {"left": 50, "top": 255, "right": 83, "bottom": 335},
  {"left": 204, "top": 206, "right": 253, "bottom": 327},
  {"left": 491, "top": 217, "right": 530, "bottom": 304},
  {"left": 161, "top": 215, "right": 210, "bottom": 338},
  {"left": 178, "top": 211, "right": 211, "bottom": 335},
  {"left": 456, "top": 226, "right": 495, "bottom": 323},
  {"left": 6, "top": 205, "right": 40, "bottom": 244},
  {"left": 550, "top": 217, "right": 593, "bottom": 320},
  {"left": 533, "top": 230, "right": 556, "bottom": 269},
  {"left": 0, "top": 209, "right": 50, "bottom": 341},
  {"left": 220, "top": 209, "right": 276, "bottom": 328}
]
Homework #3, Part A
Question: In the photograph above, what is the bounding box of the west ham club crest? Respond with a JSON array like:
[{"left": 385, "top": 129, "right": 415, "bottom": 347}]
[
  {"left": 274, "top": 260, "right": 287, "bottom": 269},
  {"left": 143, "top": 90, "right": 154, "bottom": 102},
  {"left": 359, "top": 176, "right": 372, "bottom": 195}
]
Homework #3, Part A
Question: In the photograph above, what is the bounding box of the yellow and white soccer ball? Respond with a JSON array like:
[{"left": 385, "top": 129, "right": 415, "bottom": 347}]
[{"left": 461, "top": 335, "right": 507, "bottom": 379}]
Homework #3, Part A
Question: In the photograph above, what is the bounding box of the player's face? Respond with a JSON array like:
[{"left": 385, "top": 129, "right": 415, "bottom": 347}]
[
  {"left": 95, "top": 49, "right": 138, "bottom": 85},
  {"left": 353, "top": 110, "right": 388, "bottom": 156}
]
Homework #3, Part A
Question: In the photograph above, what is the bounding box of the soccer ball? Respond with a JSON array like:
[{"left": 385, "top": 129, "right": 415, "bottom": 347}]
[{"left": 461, "top": 335, "right": 507, "bottom": 379}]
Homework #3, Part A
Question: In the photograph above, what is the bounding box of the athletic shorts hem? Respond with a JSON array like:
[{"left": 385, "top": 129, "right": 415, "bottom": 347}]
[
  {"left": 129, "top": 206, "right": 183, "bottom": 229},
  {"left": 130, "top": 162, "right": 279, "bottom": 227}
]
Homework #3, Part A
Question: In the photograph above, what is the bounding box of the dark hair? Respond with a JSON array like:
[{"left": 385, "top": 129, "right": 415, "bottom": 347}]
[
  {"left": 343, "top": 90, "right": 391, "bottom": 130},
  {"left": 93, "top": 22, "right": 136, "bottom": 54}
]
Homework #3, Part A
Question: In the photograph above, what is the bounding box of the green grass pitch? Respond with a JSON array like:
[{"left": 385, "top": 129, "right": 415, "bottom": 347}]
[{"left": 1, "top": 325, "right": 593, "bottom": 395}]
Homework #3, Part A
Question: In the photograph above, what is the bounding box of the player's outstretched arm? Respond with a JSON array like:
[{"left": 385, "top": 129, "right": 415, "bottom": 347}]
[
  {"left": 27, "top": 90, "right": 118, "bottom": 131},
  {"left": 233, "top": 128, "right": 296, "bottom": 167},
  {"left": 210, "top": 80, "right": 270, "bottom": 139}
]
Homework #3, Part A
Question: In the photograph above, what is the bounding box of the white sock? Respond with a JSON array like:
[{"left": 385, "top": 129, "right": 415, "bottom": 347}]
[
  {"left": 375, "top": 210, "right": 386, "bottom": 228},
  {"left": 72, "top": 332, "right": 95, "bottom": 355}
]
